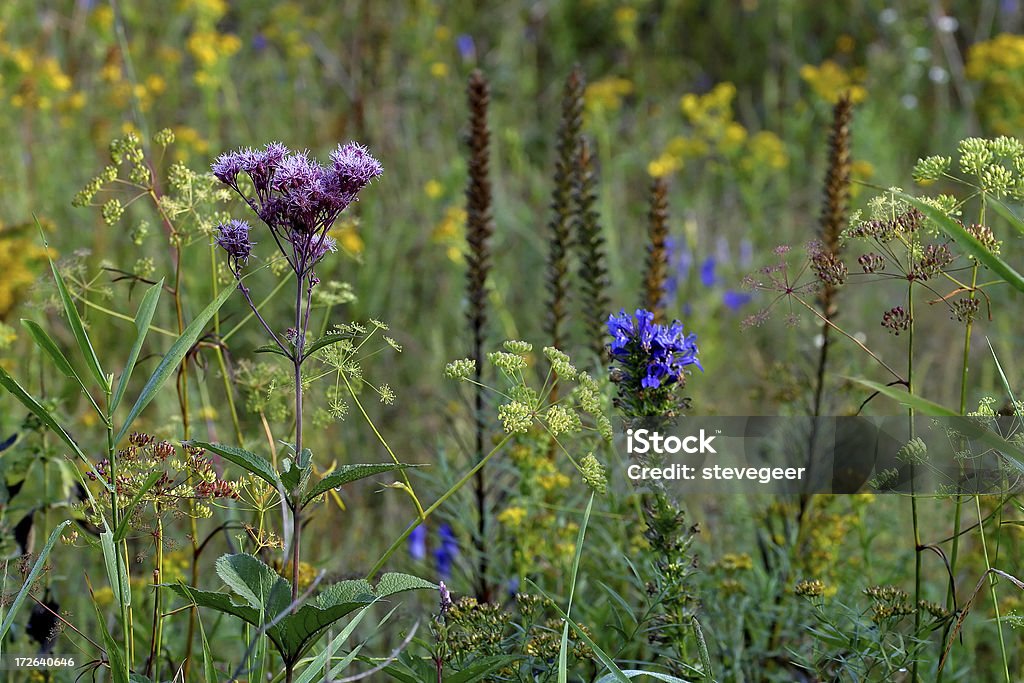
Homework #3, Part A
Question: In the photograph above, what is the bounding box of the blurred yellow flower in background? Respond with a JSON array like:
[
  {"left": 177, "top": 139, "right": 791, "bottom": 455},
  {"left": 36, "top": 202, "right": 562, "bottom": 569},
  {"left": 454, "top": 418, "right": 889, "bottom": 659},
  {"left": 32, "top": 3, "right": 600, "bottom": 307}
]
[{"left": 800, "top": 60, "right": 867, "bottom": 104}]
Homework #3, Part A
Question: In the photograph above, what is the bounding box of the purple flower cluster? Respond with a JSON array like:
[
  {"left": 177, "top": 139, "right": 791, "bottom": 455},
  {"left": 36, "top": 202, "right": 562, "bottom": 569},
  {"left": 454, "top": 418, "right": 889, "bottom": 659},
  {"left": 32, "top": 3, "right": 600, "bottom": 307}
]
[
  {"left": 608, "top": 309, "right": 701, "bottom": 389},
  {"left": 211, "top": 141, "right": 381, "bottom": 275}
]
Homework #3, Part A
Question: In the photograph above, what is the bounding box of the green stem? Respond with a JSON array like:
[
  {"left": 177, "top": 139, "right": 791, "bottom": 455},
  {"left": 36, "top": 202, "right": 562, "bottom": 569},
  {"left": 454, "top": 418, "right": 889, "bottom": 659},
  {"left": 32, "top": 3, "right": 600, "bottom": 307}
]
[
  {"left": 366, "top": 434, "right": 514, "bottom": 580},
  {"left": 907, "top": 283, "right": 922, "bottom": 682},
  {"left": 975, "top": 496, "right": 1010, "bottom": 682}
]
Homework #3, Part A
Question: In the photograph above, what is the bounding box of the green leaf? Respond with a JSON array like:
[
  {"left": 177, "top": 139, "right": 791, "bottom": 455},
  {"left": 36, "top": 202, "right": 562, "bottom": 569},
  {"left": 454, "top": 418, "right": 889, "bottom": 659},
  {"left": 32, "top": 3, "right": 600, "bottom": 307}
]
[
  {"left": 445, "top": 656, "right": 520, "bottom": 683},
  {"left": 990, "top": 198, "right": 1024, "bottom": 238},
  {"left": 215, "top": 553, "right": 292, "bottom": 614},
  {"left": 101, "top": 529, "right": 131, "bottom": 607},
  {"left": 901, "top": 193, "right": 1024, "bottom": 293},
  {"left": 171, "top": 559, "right": 433, "bottom": 665},
  {"left": 112, "top": 279, "right": 163, "bottom": 413},
  {"left": 302, "top": 332, "right": 357, "bottom": 362},
  {"left": 113, "top": 470, "right": 164, "bottom": 542},
  {"left": 850, "top": 377, "right": 1024, "bottom": 475},
  {"left": 254, "top": 342, "right": 293, "bottom": 360},
  {"left": 559, "top": 493, "right": 593, "bottom": 683},
  {"left": 21, "top": 319, "right": 76, "bottom": 379},
  {"left": 303, "top": 463, "right": 418, "bottom": 505},
  {"left": 90, "top": 593, "right": 129, "bottom": 683},
  {"left": 20, "top": 319, "right": 103, "bottom": 416},
  {"left": 195, "top": 609, "right": 219, "bottom": 683},
  {"left": 189, "top": 441, "right": 281, "bottom": 491},
  {"left": 0, "top": 520, "right": 71, "bottom": 642},
  {"left": 0, "top": 366, "right": 110, "bottom": 489},
  {"left": 41, "top": 223, "right": 107, "bottom": 390},
  {"left": 293, "top": 603, "right": 375, "bottom": 683},
  {"left": 595, "top": 671, "right": 696, "bottom": 683},
  {"left": 115, "top": 281, "right": 236, "bottom": 444}
]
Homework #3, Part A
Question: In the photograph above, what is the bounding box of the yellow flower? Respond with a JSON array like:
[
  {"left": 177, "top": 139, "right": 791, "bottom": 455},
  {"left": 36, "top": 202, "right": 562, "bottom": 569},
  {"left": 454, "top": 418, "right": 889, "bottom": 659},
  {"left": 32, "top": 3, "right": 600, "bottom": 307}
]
[
  {"left": 93, "top": 586, "right": 115, "bottom": 607},
  {"left": 424, "top": 179, "right": 444, "bottom": 199},
  {"left": 585, "top": 76, "right": 634, "bottom": 112},
  {"left": 498, "top": 506, "right": 528, "bottom": 527},
  {"left": 800, "top": 60, "right": 867, "bottom": 104},
  {"left": 430, "top": 61, "right": 449, "bottom": 79},
  {"left": 336, "top": 218, "right": 364, "bottom": 255},
  {"left": 434, "top": 25, "right": 451, "bottom": 42},
  {"left": 835, "top": 34, "right": 855, "bottom": 54},
  {"left": 647, "top": 152, "right": 681, "bottom": 178}
]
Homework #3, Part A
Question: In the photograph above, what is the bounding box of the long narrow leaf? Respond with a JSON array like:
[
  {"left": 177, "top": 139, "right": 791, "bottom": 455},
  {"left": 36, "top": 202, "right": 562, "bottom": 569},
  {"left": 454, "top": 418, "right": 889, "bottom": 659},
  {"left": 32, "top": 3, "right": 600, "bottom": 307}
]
[
  {"left": 0, "top": 520, "right": 71, "bottom": 641},
  {"left": 528, "top": 577, "right": 631, "bottom": 683},
  {"left": 115, "top": 281, "right": 236, "bottom": 444},
  {"left": 0, "top": 366, "right": 110, "bottom": 489},
  {"left": 21, "top": 319, "right": 103, "bottom": 416},
  {"left": 112, "top": 279, "right": 163, "bottom": 413},
  {"left": 113, "top": 470, "right": 164, "bottom": 542},
  {"left": 990, "top": 198, "right": 1024, "bottom": 237},
  {"left": 40, "top": 223, "right": 107, "bottom": 389},
  {"left": 559, "top": 493, "right": 594, "bottom": 683},
  {"left": 901, "top": 194, "right": 1024, "bottom": 293},
  {"left": 847, "top": 378, "right": 957, "bottom": 416},
  {"left": 294, "top": 603, "right": 375, "bottom": 683}
]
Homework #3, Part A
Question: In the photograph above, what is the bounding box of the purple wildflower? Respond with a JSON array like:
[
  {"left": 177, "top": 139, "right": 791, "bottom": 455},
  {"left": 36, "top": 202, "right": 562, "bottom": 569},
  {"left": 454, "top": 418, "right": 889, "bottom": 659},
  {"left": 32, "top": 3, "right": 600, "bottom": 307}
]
[
  {"left": 214, "top": 219, "right": 255, "bottom": 265},
  {"left": 608, "top": 308, "right": 701, "bottom": 390},
  {"left": 456, "top": 34, "right": 476, "bottom": 61},
  {"left": 211, "top": 140, "right": 381, "bottom": 276}
]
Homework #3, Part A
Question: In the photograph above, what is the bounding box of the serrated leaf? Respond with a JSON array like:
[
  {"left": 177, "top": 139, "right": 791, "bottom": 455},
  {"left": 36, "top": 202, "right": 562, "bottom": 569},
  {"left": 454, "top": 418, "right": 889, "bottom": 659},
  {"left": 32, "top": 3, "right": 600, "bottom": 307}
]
[
  {"left": 115, "top": 281, "right": 236, "bottom": 444},
  {"left": 902, "top": 193, "right": 1024, "bottom": 293},
  {"left": 293, "top": 603, "right": 374, "bottom": 683},
  {"left": 303, "top": 463, "right": 417, "bottom": 505},
  {"left": 595, "top": 671, "right": 696, "bottom": 683},
  {"left": 173, "top": 559, "right": 433, "bottom": 665},
  {"left": 188, "top": 440, "right": 281, "bottom": 490},
  {"left": 216, "top": 553, "right": 291, "bottom": 614},
  {"left": 280, "top": 457, "right": 302, "bottom": 493},
  {"left": 112, "top": 279, "right": 163, "bottom": 413}
]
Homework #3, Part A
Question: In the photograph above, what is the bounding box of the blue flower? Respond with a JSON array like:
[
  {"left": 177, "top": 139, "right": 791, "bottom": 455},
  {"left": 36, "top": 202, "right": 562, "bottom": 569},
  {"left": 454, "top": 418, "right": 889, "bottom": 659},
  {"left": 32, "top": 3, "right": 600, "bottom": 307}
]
[
  {"left": 408, "top": 525, "right": 426, "bottom": 561},
  {"left": 722, "top": 289, "right": 753, "bottom": 311},
  {"left": 606, "top": 308, "right": 702, "bottom": 389},
  {"left": 434, "top": 524, "right": 459, "bottom": 579},
  {"left": 699, "top": 257, "right": 717, "bottom": 288}
]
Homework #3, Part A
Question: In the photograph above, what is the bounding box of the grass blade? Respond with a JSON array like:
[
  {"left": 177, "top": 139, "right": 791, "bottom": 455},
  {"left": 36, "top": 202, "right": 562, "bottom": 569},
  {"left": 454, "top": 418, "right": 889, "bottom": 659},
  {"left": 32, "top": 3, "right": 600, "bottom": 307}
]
[
  {"left": 559, "top": 492, "right": 594, "bottom": 683},
  {"left": 21, "top": 319, "right": 103, "bottom": 416},
  {"left": 0, "top": 520, "right": 72, "bottom": 641},
  {"left": 39, "top": 221, "right": 108, "bottom": 390},
  {"left": 847, "top": 377, "right": 957, "bottom": 416},
  {"left": 0, "top": 366, "right": 110, "bottom": 489},
  {"left": 990, "top": 197, "right": 1024, "bottom": 238},
  {"left": 294, "top": 602, "right": 375, "bottom": 683},
  {"left": 901, "top": 194, "right": 1024, "bottom": 294},
  {"left": 112, "top": 278, "right": 163, "bottom": 413},
  {"left": 113, "top": 470, "right": 164, "bottom": 542},
  {"left": 115, "top": 281, "right": 236, "bottom": 444}
]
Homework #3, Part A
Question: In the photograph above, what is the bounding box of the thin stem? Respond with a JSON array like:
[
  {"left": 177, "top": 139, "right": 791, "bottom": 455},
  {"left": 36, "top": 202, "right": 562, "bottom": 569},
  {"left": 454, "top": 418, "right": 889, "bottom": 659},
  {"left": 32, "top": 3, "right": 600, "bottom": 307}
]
[
  {"left": 975, "top": 496, "right": 1010, "bottom": 682},
  {"left": 366, "top": 433, "right": 513, "bottom": 580},
  {"left": 793, "top": 296, "right": 905, "bottom": 382},
  {"left": 907, "top": 282, "right": 923, "bottom": 683}
]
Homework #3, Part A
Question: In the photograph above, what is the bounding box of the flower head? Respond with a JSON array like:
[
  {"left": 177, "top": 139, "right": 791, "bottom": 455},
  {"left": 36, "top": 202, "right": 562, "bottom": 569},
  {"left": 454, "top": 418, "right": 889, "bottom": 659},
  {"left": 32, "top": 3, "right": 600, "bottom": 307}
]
[
  {"left": 607, "top": 308, "right": 701, "bottom": 417},
  {"left": 215, "top": 219, "right": 255, "bottom": 266},
  {"left": 211, "top": 141, "right": 382, "bottom": 275}
]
